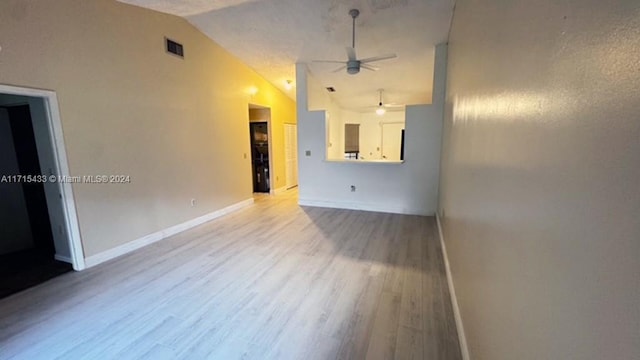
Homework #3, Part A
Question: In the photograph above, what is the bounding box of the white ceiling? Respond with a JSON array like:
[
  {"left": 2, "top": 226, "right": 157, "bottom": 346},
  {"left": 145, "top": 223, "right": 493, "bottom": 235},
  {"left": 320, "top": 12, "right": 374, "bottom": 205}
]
[{"left": 118, "top": 0, "right": 455, "bottom": 111}]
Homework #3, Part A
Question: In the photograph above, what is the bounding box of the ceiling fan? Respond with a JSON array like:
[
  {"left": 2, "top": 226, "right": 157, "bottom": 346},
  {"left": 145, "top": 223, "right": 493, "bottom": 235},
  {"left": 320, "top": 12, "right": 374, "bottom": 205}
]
[{"left": 313, "top": 9, "right": 397, "bottom": 75}]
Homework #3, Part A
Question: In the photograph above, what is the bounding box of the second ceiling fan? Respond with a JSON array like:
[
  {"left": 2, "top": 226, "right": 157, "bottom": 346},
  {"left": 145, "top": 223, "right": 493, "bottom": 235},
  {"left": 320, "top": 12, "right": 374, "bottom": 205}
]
[{"left": 313, "top": 9, "right": 397, "bottom": 75}]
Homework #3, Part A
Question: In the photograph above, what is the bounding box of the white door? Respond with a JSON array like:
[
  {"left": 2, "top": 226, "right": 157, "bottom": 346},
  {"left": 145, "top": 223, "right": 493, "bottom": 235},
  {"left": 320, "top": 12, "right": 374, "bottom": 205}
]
[
  {"left": 381, "top": 123, "right": 404, "bottom": 161},
  {"left": 284, "top": 124, "right": 298, "bottom": 189}
]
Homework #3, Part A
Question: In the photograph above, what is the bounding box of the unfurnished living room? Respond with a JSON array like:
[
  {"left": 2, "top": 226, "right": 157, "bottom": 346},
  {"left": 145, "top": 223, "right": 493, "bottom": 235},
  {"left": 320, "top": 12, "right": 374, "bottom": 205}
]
[{"left": 0, "top": 0, "right": 638, "bottom": 359}]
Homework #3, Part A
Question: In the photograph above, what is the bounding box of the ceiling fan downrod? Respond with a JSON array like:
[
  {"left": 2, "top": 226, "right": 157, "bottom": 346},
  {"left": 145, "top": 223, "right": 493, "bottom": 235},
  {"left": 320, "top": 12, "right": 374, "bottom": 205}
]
[{"left": 349, "top": 9, "right": 359, "bottom": 49}]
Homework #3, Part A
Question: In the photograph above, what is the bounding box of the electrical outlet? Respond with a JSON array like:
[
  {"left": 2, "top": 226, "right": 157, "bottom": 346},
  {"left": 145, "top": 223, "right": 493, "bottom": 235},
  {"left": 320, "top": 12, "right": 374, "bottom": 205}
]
[
  {"left": 191, "top": 198, "right": 196, "bottom": 207},
  {"left": 350, "top": 185, "right": 356, "bottom": 192}
]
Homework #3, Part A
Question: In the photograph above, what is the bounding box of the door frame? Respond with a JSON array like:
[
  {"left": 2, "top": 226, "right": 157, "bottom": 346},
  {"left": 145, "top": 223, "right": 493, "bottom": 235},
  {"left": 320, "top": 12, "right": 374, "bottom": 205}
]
[
  {"left": 249, "top": 121, "right": 271, "bottom": 193},
  {"left": 0, "top": 84, "right": 85, "bottom": 270},
  {"left": 284, "top": 123, "right": 298, "bottom": 189},
  {"left": 248, "top": 104, "right": 274, "bottom": 194}
]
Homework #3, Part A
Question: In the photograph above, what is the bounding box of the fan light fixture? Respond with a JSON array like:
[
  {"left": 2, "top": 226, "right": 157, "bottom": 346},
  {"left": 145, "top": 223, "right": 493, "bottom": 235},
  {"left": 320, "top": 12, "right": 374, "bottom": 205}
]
[{"left": 376, "top": 89, "right": 386, "bottom": 116}]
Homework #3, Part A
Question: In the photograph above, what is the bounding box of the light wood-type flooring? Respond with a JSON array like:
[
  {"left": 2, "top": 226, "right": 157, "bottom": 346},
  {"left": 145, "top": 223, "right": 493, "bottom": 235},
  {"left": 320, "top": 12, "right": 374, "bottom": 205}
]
[{"left": 0, "top": 190, "right": 461, "bottom": 359}]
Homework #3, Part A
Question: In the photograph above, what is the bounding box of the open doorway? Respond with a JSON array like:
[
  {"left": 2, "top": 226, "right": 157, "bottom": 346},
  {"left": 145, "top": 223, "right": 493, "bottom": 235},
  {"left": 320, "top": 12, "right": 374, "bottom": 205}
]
[
  {"left": 0, "top": 85, "right": 84, "bottom": 298},
  {"left": 248, "top": 104, "right": 273, "bottom": 193},
  {"left": 381, "top": 122, "right": 405, "bottom": 161}
]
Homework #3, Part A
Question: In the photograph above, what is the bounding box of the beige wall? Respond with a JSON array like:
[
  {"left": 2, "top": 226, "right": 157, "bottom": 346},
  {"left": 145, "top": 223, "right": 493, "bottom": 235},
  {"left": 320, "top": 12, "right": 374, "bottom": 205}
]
[
  {"left": 0, "top": 0, "right": 295, "bottom": 257},
  {"left": 439, "top": 0, "right": 640, "bottom": 359}
]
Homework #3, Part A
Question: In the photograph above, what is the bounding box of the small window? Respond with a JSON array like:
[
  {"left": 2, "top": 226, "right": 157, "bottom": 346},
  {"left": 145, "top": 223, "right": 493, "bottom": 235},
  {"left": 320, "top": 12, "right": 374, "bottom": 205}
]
[{"left": 344, "top": 123, "right": 359, "bottom": 159}]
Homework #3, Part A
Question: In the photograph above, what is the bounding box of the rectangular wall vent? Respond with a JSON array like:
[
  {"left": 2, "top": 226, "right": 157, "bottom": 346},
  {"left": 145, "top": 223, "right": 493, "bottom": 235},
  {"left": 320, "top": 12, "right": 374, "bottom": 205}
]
[{"left": 165, "top": 38, "right": 184, "bottom": 58}]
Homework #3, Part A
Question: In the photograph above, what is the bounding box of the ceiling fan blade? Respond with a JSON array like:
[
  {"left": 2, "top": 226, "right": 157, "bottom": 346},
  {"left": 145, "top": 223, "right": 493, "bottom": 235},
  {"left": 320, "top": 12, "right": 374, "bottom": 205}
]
[
  {"left": 312, "top": 60, "right": 346, "bottom": 64},
  {"left": 332, "top": 65, "right": 347, "bottom": 73},
  {"left": 360, "top": 64, "right": 379, "bottom": 71},
  {"left": 346, "top": 47, "right": 357, "bottom": 61},
  {"left": 384, "top": 103, "right": 405, "bottom": 108},
  {"left": 359, "top": 53, "right": 397, "bottom": 63}
]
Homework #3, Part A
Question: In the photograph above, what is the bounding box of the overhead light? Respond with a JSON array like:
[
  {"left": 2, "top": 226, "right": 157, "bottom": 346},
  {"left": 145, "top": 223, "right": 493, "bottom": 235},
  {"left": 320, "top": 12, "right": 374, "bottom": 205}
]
[
  {"left": 247, "top": 86, "right": 258, "bottom": 96},
  {"left": 284, "top": 80, "right": 293, "bottom": 91},
  {"left": 376, "top": 89, "right": 386, "bottom": 116}
]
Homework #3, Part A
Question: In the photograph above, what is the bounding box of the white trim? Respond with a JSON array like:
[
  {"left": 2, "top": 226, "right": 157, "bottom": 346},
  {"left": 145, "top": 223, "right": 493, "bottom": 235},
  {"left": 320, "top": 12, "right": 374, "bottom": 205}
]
[
  {"left": 270, "top": 186, "right": 288, "bottom": 195},
  {"left": 436, "top": 214, "right": 470, "bottom": 360},
  {"left": 298, "top": 198, "right": 429, "bottom": 216},
  {"left": 84, "top": 198, "right": 254, "bottom": 268},
  {"left": 0, "top": 84, "right": 86, "bottom": 271},
  {"left": 54, "top": 254, "right": 73, "bottom": 263}
]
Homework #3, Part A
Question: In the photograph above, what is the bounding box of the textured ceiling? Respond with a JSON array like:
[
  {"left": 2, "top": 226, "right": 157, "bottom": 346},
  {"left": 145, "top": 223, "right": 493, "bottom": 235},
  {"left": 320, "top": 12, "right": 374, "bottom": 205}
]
[{"left": 118, "top": 0, "right": 455, "bottom": 111}]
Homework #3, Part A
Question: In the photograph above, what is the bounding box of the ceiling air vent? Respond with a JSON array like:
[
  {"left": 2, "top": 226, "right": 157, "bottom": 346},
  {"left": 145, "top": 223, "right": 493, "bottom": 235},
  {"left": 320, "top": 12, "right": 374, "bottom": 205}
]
[
  {"left": 326, "top": 87, "right": 336, "bottom": 92},
  {"left": 165, "top": 38, "right": 184, "bottom": 58}
]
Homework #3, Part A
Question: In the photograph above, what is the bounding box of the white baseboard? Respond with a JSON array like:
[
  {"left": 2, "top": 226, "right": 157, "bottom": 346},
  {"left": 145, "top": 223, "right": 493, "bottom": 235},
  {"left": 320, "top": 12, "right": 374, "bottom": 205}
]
[
  {"left": 84, "top": 198, "right": 254, "bottom": 268},
  {"left": 436, "top": 214, "right": 470, "bottom": 360},
  {"left": 298, "top": 198, "right": 430, "bottom": 216},
  {"left": 270, "top": 186, "right": 288, "bottom": 195},
  {"left": 54, "top": 254, "right": 73, "bottom": 263}
]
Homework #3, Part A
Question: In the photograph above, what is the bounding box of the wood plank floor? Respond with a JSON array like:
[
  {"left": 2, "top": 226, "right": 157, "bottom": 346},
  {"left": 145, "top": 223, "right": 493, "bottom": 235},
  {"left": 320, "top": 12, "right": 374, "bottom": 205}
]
[{"left": 0, "top": 190, "right": 461, "bottom": 359}]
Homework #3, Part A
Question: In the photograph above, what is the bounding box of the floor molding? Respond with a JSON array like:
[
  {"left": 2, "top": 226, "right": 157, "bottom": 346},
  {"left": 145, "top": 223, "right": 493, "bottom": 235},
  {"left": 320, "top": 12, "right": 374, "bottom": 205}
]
[
  {"left": 84, "top": 198, "right": 254, "bottom": 268},
  {"left": 270, "top": 186, "right": 288, "bottom": 195},
  {"left": 436, "top": 214, "right": 470, "bottom": 360},
  {"left": 298, "top": 198, "right": 429, "bottom": 216}
]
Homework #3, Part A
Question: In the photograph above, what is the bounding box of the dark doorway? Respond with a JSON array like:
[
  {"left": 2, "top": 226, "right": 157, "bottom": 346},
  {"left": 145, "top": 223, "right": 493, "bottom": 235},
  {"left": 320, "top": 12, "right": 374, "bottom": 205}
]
[
  {"left": 250, "top": 122, "right": 270, "bottom": 193},
  {"left": 0, "top": 104, "right": 71, "bottom": 299}
]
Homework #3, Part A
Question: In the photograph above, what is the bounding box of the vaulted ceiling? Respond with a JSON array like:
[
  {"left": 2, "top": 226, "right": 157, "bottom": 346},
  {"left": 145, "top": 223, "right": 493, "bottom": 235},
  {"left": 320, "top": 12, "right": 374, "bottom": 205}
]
[{"left": 118, "top": 0, "right": 455, "bottom": 111}]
